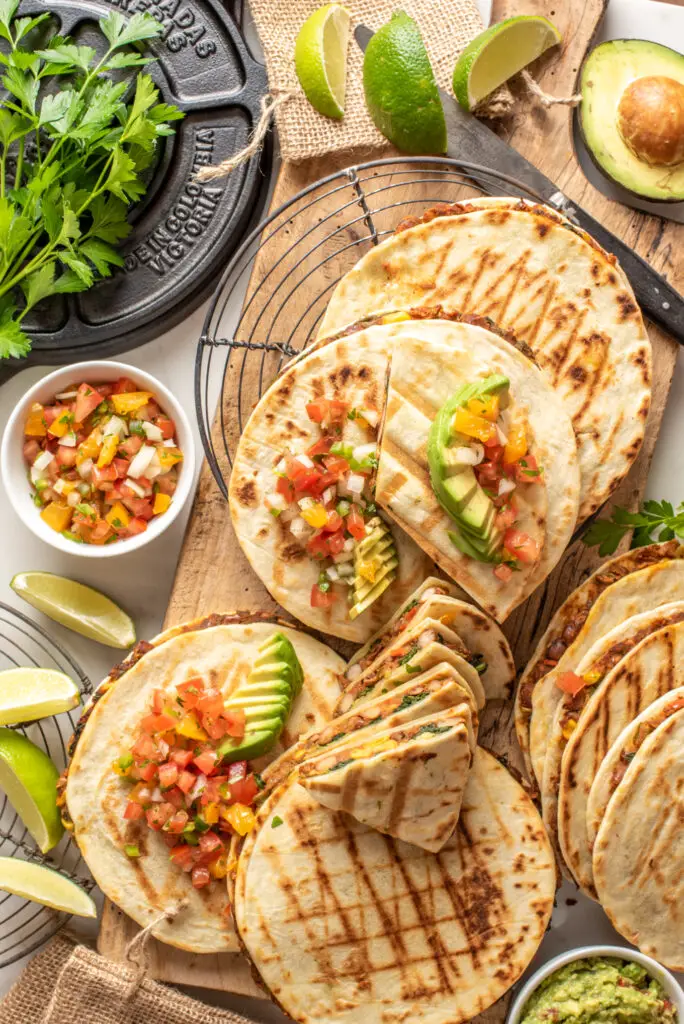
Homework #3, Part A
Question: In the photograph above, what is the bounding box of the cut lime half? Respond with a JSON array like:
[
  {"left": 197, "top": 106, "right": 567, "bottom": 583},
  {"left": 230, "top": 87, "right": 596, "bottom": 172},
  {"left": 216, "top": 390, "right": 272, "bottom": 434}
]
[
  {"left": 0, "top": 667, "right": 80, "bottom": 726},
  {"left": 0, "top": 857, "right": 96, "bottom": 917},
  {"left": 295, "top": 3, "right": 351, "bottom": 119},
  {"left": 453, "top": 15, "right": 561, "bottom": 111},
  {"left": 10, "top": 571, "right": 136, "bottom": 649},
  {"left": 0, "top": 728, "right": 63, "bottom": 852}
]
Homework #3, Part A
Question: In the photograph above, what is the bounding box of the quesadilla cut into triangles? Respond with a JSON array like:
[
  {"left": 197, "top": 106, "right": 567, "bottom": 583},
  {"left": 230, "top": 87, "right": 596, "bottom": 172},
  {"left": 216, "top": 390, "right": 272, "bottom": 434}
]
[
  {"left": 346, "top": 579, "right": 515, "bottom": 701},
  {"left": 558, "top": 618, "right": 684, "bottom": 898},
  {"left": 593, "top": 708, "right": 684, "bottom": 970},
  {"left": 234, "top": 747, "right": 556, "bottom": 1024},
  {"left": 376, "top": 323, "right": 579, "bottom": 622},
  {"left": 515, "top": 540, "right": 682, "bottom": 778},
  {"left": 299, "top": 706, "right": 474, "bottom": 852}
]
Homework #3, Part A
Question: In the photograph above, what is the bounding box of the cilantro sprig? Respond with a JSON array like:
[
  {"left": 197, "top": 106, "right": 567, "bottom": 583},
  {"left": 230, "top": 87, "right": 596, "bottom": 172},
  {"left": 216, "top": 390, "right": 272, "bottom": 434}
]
[
  {"left": 582, "top": 500, "right": 684, "bottom": 556},
  {"left": 0, "top": 0, "right": 183, "bottom": 358}
]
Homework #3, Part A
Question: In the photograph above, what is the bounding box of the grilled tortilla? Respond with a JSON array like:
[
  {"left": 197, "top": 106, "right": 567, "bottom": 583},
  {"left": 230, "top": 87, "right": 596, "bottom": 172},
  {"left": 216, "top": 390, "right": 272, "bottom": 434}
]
[
  {"left": 593, "top": 708, "right": 684, "bottom": 970},
  {"left": 234, "top": 746, "right": 556, "bottom": 1024},
  {"left": 317, "top": 200, "right": 651, "bottom": 522},
  {"left": 299, "top": 705, "right": 474, "bottom": 852},
  {"left": 377, "top": 324, "right": 579, "bottom": 622},
  {"left": 64, "top": 615, "right": 345, "bottom": 953},
  {"left": 558, "top": 619, "right": 684, "bottom": 898},
  {"left": 346, "top": 577, "right": 515, "bottom": 700}
]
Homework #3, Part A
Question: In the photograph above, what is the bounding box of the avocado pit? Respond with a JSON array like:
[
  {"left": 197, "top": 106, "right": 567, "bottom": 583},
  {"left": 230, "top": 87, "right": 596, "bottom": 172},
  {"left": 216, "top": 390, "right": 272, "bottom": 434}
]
[{"left": 616, "top": 75, "right": 684, "bottom": 167}]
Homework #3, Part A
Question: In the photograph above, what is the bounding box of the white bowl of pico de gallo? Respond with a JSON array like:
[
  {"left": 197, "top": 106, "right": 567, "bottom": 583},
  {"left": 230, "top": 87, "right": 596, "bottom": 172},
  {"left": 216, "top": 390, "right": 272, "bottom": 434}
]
[{"left": 2, "top": 361, "right": 195, "bottom": 557}]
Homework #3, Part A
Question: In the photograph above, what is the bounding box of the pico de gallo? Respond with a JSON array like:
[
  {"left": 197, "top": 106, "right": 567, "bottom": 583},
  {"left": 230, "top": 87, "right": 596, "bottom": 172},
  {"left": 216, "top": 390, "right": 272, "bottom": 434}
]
[
  {"left": 264, "top": 398, "right": 391, "bottom": 609},
  {"left": 22, "top": 377, "right": 183, "bottom": 545},
  {"left": 116, "top": 674, "right": 261, "bottom": 890}
]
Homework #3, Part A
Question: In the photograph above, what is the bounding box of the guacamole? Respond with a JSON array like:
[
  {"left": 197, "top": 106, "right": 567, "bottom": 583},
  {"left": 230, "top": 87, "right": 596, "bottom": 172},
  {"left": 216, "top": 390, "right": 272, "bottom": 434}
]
[{"left": 520, "top": 957, "right": 677, "bottom": 1024}]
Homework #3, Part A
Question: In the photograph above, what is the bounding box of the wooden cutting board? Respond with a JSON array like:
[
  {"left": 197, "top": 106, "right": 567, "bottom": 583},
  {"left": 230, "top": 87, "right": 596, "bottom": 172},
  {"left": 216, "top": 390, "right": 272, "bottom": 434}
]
[{"left": 98, "top": 0, "right": 683, "bottom": 1008}]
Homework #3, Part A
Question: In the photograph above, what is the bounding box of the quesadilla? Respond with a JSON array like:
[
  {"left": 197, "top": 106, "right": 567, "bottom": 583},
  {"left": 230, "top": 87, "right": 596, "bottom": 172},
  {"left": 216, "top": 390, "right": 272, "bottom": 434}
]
[
  {"left": 234, "top": 746, "right": 555, "bottom": 1024},
  {"left": 63, "top": 614, "right": 345, "bottom": 953},
  {"left": 529, "top": 555, "right": 684, "bottom": 787},
  {"left": 587, "top": 686, "right": 684, "bottom": 848},
  {"left": 346, "top": 577, "right": 515, "bottom": 700},
  {"left": 299, "top": 705, "right": 474, "bottom": 852},
  {"left": 317, "top": 200, "right": 651, "bottom": 522},
  {"left": 593, "top": 708, "right": 684, "bottom": 970},
  {"left": 557, "top": 619, "right": 684, "bottom": 898},
  {"left": 515, "top": 541, "right": 682, "bottom": 779}
]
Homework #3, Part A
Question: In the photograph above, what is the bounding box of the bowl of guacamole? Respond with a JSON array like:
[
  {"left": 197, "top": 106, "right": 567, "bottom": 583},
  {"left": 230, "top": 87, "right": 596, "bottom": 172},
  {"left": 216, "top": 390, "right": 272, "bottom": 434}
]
[{"left": 508, "top": 947, "right": 683, "bottom": 1024}]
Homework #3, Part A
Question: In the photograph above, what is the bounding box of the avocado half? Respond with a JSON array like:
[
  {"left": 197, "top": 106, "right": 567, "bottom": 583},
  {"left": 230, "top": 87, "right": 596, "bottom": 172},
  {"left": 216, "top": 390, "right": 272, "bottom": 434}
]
[{"left": 580, "top": 39, "right": 684, "bottom": 202}]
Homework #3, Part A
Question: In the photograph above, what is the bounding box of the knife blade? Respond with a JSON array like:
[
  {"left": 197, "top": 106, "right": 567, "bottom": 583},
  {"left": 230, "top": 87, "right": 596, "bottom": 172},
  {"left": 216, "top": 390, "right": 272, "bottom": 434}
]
[{"left": 355, "top": 23, "right": 684, "bottom": 343}]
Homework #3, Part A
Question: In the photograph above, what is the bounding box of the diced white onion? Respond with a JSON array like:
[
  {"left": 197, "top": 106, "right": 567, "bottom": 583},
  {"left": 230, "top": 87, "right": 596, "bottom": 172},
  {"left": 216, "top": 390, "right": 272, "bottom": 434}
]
[
  {"left": 58, "top": 431, "right": 78, "bottom": 448},
  {"left": 77, "top": 482, "right": 90, "bottom": 497},
  {"left": 150, "top": 787, "right": 163, "bottom": 803},
  {"left": 418, "top": 629, "right": 437, "bottom": 648},
  {"left": 77, "top": 458, "right": 93, "bottom": 480},
  {"left": 344, "top": 538, "right": 355, "bottom": 552},
  {"left": 321, "top": 487, "right": 336, "bottom": 506},
  {"left": 346, "top": 664, "right": 362, "bottom": 682},
  {"left": 496, "top": 425, "right": 508, "bottom": 445},
  {"left": 290, "top": 516, "right": 312, "bottom": 538},
  {"left": 53, "top": 478, "right": 67, "bottom": 495},
  {"left": 33, "top": 450, "right": 54, "bottom": 472},
  {"left": 127, "top": 445, "right": 156, "bottom": 479},
  {"left": 55, "top": 390, "right": 78, "bottom": 400},
  {"left": 347, "top": 473, "right": 365, "bottom": 495},
  {"left": 145, "top": 465, "right": 162, "bottom": 480},
  {"left": 266, "top": 491, "right": 288, "bottom": 511},
  {"left": 326, "top": 566, "right": 340, "bottom": 582},
  {"left": 275, "top": 457, "right": 287, "bottom": 473},
  {"left": 333, "top": 550, "right": 354, "bottom": 564},
  {"left": 453, "top": 445, "right": 483, "bottom": 466},
  {"left": 157, "top": 740, "right": 169, "bottom": 759},
  {"left": 190, "top": 775, "right": 207, "bottom": 801},
  {"left": 295, "top": 454, "right": 314, "bottom": 469},
  {"left": 360, "top": 408, "right": 379, "bottom": 428},
  {"left": 298, "top": 496, "right": 316, "bottom": 510},
  {"left": 163, "top": 438, "right": 177, "bottom": 448},
  {"left": 498, "top": 478, "right": 516, "bottom": 496},
  {"left": 143, "top": 421, "right": 163, "bottom": 442},
  {"left": 336, "top": 561, "right": 354, "bottom": 576},
  {"left": 30, "top": 466, "right": 47, "bottom": 485},
  {"left": 279, "top": 506, "right": 296, "bottom": 524},
  {"left": 336, "top": 478, "right": 351, "bottom": 498},
  {"left": 67, "top": 491, "right": 80, "bottom": 507},
  {"left": 124, "top": 478, "right": 146, "bottom": 498},
  {"left": 134, "top": 786, "right": 153, "bottom": 804},
  {"left": 353, "top": 443, "right": 377, "bottom": 464},
  {"left": 103, "top": 415, "right": 128, "bottom": 438}
]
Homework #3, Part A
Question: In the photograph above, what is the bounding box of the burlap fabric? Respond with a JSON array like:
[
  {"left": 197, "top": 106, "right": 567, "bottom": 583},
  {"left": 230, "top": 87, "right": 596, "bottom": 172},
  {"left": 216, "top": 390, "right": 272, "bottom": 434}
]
[
  {"left": 249, "top": 0, "right": 487, "bottom": 162},
  {"left": 0, "top": 935, "right": 257, "bottom": 1024}
]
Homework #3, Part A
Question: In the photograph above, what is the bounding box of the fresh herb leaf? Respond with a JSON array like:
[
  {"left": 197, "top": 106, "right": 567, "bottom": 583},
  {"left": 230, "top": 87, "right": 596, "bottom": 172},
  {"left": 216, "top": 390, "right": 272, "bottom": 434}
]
[
  {"left": 271, "top": 815, "right": 284, "bottom": 828},
  {"left": 582, "top": 500, "right": 684, "bottom": 555}
]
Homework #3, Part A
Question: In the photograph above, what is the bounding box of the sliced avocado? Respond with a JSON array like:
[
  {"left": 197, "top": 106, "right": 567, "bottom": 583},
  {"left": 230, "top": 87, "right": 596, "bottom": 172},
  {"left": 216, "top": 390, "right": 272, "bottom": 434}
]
[
  {"left": 349, "top": 517, "right": 397, "bottom": 620},
  {"left": 219, "top": 632, "right": 304, "bottom": 763},
  {"left": 580, "top": 40, "right": 684, "bottom": 201}
]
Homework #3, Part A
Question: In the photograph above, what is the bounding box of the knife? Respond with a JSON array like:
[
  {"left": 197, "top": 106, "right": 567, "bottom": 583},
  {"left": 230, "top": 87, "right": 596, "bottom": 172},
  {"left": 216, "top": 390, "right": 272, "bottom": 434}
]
[{"left": 355, "top": 24, "right": 684, "bottom": 343}]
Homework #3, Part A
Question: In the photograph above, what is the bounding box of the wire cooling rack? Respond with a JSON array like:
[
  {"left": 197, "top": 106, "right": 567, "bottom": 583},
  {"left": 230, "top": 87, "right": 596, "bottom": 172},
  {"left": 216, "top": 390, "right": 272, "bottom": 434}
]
[
  {"left": 0, "top": 603, "right": 93, "bottom": 967},
  {"left": 195, "top": 157, "right": 551, "bottom": 495}
]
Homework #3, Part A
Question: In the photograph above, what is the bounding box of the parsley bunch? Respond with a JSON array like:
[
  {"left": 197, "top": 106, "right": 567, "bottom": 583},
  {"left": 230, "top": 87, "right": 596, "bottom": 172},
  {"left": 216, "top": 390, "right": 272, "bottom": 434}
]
[
  {"left": 0, "top": 0, "right": 183, "bottom": 358},
  {"left": 582, "top": 500, "right": 684, "bottom": 556}
]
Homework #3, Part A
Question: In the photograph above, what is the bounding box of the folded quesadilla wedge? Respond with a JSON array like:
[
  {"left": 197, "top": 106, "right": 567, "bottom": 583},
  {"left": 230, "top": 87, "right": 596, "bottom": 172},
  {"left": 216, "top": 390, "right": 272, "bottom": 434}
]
[
  {"left": 299, "top": 706, "right": 474, "bottom": 852},
  {"left": 557, "top": 618, "right": 684, "bottom": 898},
  {"left": 234, "top": 747, "right": 556, "bottom": 1024},
  {"left": 593, "top": 707, "right": 684, "bottom": 970},
  {"left": 318, "top": 202, "right": 651, "bottom": 522},
  {"left": 63, "top": 614, "right": 345, "bottom": 953},
  {"left": 515, "top": 541, "right": 683, "bottom": 779},
  {"left": 587, "top": 685, "right": 684, "bottom": 849},
  {"left": 345, "top": 576, "right": 515, "bottom": 700},
  {"left": 376, "top": 323, "right": 579, "bottom": 622}
]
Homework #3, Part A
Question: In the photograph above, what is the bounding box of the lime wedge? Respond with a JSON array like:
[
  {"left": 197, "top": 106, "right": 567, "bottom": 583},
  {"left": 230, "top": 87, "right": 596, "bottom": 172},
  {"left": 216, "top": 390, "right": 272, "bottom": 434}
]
[
  {"left": 0, "top": 728, "right": 63, "bottom": 852},
  {"left": 453, "top": 15, "right": 561, "bottom": 112},
  {"left": 0, "top": 857, "right": 95, "bottom": 917},
  {"left": 11, "top": 571, "right": 136, "bottom": 649},
  {"left": 363, "top": 11, "right": 446, "bottom": 155},
  {"left": 295, "top": 3, "right": 350, "bottom": 119},
  {"left": 0, "top": 668, "right": 80, "bottom": 726}
]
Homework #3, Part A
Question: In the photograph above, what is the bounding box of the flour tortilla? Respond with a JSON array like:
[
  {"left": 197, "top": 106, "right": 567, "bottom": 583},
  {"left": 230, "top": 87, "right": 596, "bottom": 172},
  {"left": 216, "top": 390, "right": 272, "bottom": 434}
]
[
  {"left": 529, "top": 557, "right": 684, "bottom": 787},
  {"left": 541, "top": 601, "right": 684, "bottom": 875},
  {"left": 300, "top": 705, "right": 474, "bottom": 852},
  {"left": 558, "top": 619, "right": 684, "bottom": 898},
  {"left": 229, "top": 330, "right": 433, "bottom": 642},
  {"left": 65, "top": 615, "right": 345, "bottom": 953},
  {"left": 318, "top": 202, "right": 651, "bottom": 522},
  {"left": 234, "top": 747, "right": 555, "bottom": 1024},
  {"left": 346, "top": 576, "right": 515, "bottom": 700},
  {"left": 376, "top": 324, "right": 579, "bottom": 622},
  {"left": 515, "top": 541, "right": 682, "bottom": 779},
  {"left": 587, "top": 685, "right": 684, "bottom": 850},
  {"left": 593, "top": 708, "right": 684, "bottom": 969}
]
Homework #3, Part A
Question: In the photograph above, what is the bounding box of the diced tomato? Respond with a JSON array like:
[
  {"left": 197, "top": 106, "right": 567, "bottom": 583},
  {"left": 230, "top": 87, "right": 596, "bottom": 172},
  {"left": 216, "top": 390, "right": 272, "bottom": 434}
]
[
  {"left": 56, "top": 447, "right": 78, "bottom": 467},
  {"left": 493, "top": 563, "right": 513, "bottom": 582},
  {"left": 556, "top": 672, "right": 586, "bottom": 697},
  {"left": 126, "top": 517, "right": 148, "bottom": 536},
  {"left": 323, "top": 509, "right": 343, "bottom": 533},
  {"left": 222, "top": 709, "right": 245, "bottom": 739},
  {"left": 170, "top": 845, "right": 195, "bottom": 872},
  {"left": 165, "top": 787, "right": 185, "bottom": 810},
  {"left": 156, "top": 417, "right": 175, "bottom": 440},
  {"left": 495, "top": 505, "right": 517, "bottom": 531},
  {"left": 90, "top": 520, "right": 113, "bottom": 545},
  {"left": 122, "top": 497, "right": 154, "bottom": 521},
  {"left": 159, "top": 763, "right": 179, "bottom": 789},
  {"left": 194, "top": 750, "right": 218, "bottom": 776},
  {"left": 191, "top": 864, "right": 211, "bottom": 888},
  {"left": 307, "top": 436, "right": 334, "bottom": 458},
  {"left": 123, "top": 801, "right": 145, "bottom": 820},
  {"left": 23, "top": 439, "right": 41, "bottom": 463},
  {"left": 73, "top": 383, "right": 103, "bottom": 423},
  {"left": 178, "top": 677, "right": 205, "bottom": 697},
  {"left": 155, "top": 474, "right": 177, "bottom": 496},
  {"left": 146, "top": 803, "right": 175, "bottom": 831},
  {"left": 306, "top": 400, "right": 329, "bottom": 423},
  {"left": 152, "top": 689, "right": 166, "bottom": 714},
  {"left": 92, "top": 463, "right": 117, "bottom": 485},
  {"left": 322, "top": 454, "right": 350, "bottom": 478},
  {"left": 227, "top": 761, "right": 247, "bottom": 784},
  {"left": 164, "top": 810, "right": 189, "bottom": 834},
  {"left": 118, "top": 435, "right": 143, "bottom": 457},
  {"left": 285, "top": 457, "right": 322, "bottom": 495},
  {"left": 112, "top": 458, "right": 130, "bottom": 478},
  {"left": 228, "top": 775, "right": 259, "bottom": 806},
  {"left": 326, "top": 530, "right": 346, "bottom": 555},
  {"left": 131, "top": 735, "right": 158, "bottom": 761},
  {"left": 177, "top": 770, "right": 196, "bottom": 793},
  {"left": 307, "top": 532, "right": 330, "bottom": 560},
  {"left": 311, "top": 583, "right": 336, "bottom": 608},
  {"left": 503, "top": 528, "right": 540, "bottom": 565},
  {"left": 138, "top": 762, "right": 158, "bottom": 782},
  {"left": 43, "top": 406, "right": 61, "bottom": 427},
  {"left": 327, "top": 400, "right": 348, "bottom": 424},
  {"left": 205, "top": 715, "right": 231, "bottom": 741},
  {"left": 113, "top": 377, "right": 138, "bottom": 394},
  {"left": 198, "top": 831, "right": 223, "bottom": 856},
  {"left": 346, "top": 505, "right": 366, "bottom": 540},
  {"left": 142, "top": 712, "right": 177, "bottom": 734},
  {"left": 514, "top": 454, "right": 541, "bottom": 483},
  {"left": 197, "top": 688, "right": 223, "bottom": 716},
  {"left": 170, "top": 749, "right": 194, "bottom": 769},
  {"left": 475, "top": 461, "right": 501, "bottom": 488},
  {"left": 275, "top": 475, "right": 296, "bottom": 503}
]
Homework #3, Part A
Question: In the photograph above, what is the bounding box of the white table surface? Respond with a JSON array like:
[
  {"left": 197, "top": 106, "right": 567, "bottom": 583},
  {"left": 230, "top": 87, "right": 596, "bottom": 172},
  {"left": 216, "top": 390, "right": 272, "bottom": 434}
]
[{"left": 1, "top": 0, "right": 683, "bottom": 1014}]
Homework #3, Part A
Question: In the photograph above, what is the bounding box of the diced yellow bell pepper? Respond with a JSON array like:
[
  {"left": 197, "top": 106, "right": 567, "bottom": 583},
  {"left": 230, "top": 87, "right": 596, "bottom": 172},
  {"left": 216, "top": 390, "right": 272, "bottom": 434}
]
[
  {"left": 25, "top": 404, "right": 46, "bottom": 437},
  {"left": 467, "top": 395, "right": 499, "bottom": 423},
  {"left": 561, "top": 719, "right": 578, "bottom": 741},
  {"left": 222, "top": 803, "right": 256, "bottom": 836},
  {"left": 76, "top": 432, "right": 102, "bottom": 465},
  {"left": 583, "top": 669, "right": 602, "bottom": 686},
  {"left": 97, "top": 434, "right": 119, "bottom": 468},
  {"left": 203, "top": 802, "right": 220, "bottom": 825},
  {"left": 300, "top": 502, "right": 328, "bottom": 528},
  {"left": 503, "top": 422, "right": 528, "bottom": 465},
  {"left": 175, "top": 713, "right": 208, "bottom": 741},
  {"left": 451, "top": 407, "right": 497, "bottom": 444},
  {"left": 110, "top": 391, "right": 153, "bottom": 415},
  {"left": 358, "top": 558, "right": 381, "bottom": 583},
  {"left": 350, "top": 738, "right": 398, "bottom": 759},
  {"left": 58, "top": 480, "right": 77, "bottom": 495},
  {"left": 380, "top": 311, "right": 411, "bottom": 324},
  {"left": 209, "top": 853, "right": 229, "bottom": 879},
  {"left": 40, "top": 502, "right": 73, "bottom": 533},
  {"left": 153, "top": 492, "right": 172, "bottom": 515},
  {"left": 48, "top": 411, "right": 74, "bottom": 438},
  {"left": 105, "top": 502, "right": 131, "bottom": 529},
  {"left": 157, "top": 447, "right": 183, "bottom": 471}
]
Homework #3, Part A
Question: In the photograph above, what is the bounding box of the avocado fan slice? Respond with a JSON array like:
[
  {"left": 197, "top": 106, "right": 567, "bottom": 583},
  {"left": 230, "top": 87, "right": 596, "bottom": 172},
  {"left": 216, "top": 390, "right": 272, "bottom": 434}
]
[{"left": 349, "top": 516, "right": 398, "bottom": 620}]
